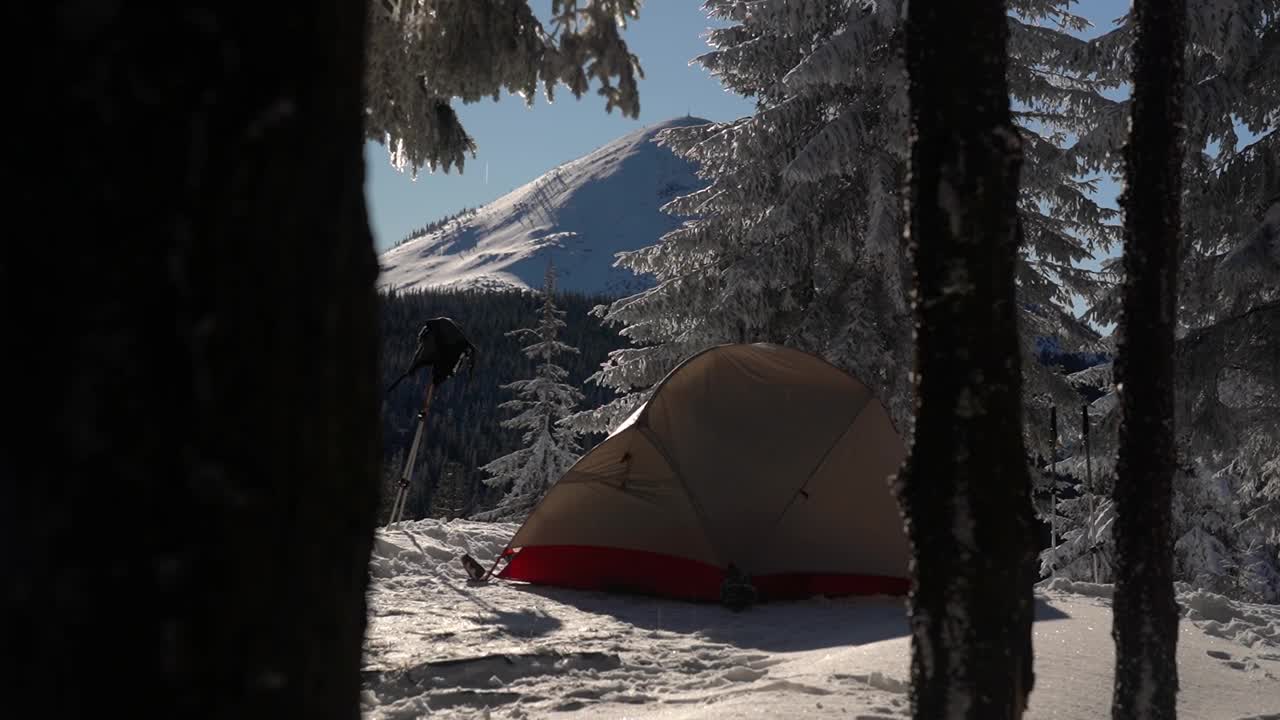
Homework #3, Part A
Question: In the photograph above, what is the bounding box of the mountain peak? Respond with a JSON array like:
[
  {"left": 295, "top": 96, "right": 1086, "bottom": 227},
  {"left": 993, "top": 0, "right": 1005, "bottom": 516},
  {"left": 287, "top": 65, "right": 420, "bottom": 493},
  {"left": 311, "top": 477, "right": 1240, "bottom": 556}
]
[{"left": 377, "top": 117, "right": 710, "bottom": 296}]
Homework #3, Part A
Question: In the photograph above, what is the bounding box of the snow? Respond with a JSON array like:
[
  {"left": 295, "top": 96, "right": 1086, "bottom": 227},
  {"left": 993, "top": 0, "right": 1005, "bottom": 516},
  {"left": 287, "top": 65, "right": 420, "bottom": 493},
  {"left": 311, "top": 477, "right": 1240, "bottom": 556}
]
[
  {"left": 1178, "top": 585, "right": 1280, "bottom": 651},
  {"left": 363, "top": 519, "right": 1280, "bottom": 719},
  {"left": 376, "top": 117, "right": 708, "bottom": 297}
]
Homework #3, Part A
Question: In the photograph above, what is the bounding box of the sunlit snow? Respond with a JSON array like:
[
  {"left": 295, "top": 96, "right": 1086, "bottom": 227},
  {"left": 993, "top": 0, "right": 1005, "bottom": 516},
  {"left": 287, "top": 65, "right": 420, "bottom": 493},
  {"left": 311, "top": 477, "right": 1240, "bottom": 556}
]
[{"left": 362, "top": 519, "right": 1280, "bottom": 719}]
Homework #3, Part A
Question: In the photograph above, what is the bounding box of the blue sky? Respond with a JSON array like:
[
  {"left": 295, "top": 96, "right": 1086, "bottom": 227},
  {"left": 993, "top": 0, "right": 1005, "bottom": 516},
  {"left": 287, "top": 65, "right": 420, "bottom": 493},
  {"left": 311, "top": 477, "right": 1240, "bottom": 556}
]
[{"left": 363, "top": 0, "right": 1131, "bottom": 253}]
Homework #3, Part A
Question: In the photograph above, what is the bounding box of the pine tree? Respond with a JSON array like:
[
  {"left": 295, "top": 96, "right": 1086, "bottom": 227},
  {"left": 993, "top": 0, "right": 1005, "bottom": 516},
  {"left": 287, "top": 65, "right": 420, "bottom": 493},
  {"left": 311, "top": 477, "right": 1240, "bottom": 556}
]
[
  {"left": 897, "top": 0, "right": 1038, "bottom": 715},
  {"left": 1049, "top": 1, "right": 1278, "bottom": 602},
  {"left": 570, "top": 0, "right": 906, "bottom": 433},
  {"left": 478, "top": 262, "right": 584, "bottom": 520},
  {"left": 430, "top": 461, "right": 475, "bottom": 519},
  {"left": 1110, "top": 0, "right": 1185, "bottom": 715},
  {"left": 1004, "top": 1, "right": 1122, "bottom": 449},
  {"left": 364, "top": 0, "right": 643, "bottom": 176},
  {"left": 570, "top": 0, "right": 1117, "bottom": 448}
]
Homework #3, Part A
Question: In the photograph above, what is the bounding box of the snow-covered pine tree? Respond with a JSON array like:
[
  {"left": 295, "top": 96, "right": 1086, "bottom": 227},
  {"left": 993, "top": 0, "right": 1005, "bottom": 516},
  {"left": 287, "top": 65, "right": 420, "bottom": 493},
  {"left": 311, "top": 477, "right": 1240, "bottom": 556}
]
[
  {"left": 568, "top": 0, "right": 910, "bottom": 435},
  {"left": 1004, "top": 0, "right": 1121, "bottom": 456},
  {"left": 569, "top": 0, "right": 1118, "bottom": 450},
  {"left": 1048, "top": 1, "right": 1279, "bottom": 601},
  {"left": 477, "top": 262, "right": 584, "bottom": 521},
  {"left": 364, "top": 0, "right": 643, "bottom": 176}
]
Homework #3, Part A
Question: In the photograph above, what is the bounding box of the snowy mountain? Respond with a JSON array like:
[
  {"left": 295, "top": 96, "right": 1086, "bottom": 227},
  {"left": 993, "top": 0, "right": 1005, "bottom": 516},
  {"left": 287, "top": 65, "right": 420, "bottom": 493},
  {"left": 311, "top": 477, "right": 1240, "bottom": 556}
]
[{"left": 377, "top": 116, "right": 709, "bottom": 296}]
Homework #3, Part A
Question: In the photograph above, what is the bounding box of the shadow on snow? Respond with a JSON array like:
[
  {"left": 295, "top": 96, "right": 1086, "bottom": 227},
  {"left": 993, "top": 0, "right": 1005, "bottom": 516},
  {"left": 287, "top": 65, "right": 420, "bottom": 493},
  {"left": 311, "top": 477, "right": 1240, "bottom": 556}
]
[{"left": 503, "top": 582, "right": 1070, "bottom": 653}]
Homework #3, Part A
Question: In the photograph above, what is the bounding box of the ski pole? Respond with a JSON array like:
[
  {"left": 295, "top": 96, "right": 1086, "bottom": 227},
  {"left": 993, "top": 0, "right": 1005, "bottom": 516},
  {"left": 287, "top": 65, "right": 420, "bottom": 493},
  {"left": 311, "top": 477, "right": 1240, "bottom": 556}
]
[
  {"left": 388, "top": 382, "right": 435, "bottom": 526},
  {"left": 388, "top": 413, "right": 424, "bottom": 525},
  {"left": 1083, "top": 403, "right": 1097, "bottom": 583},
  {"left": 1049, "top": 405, "right": 1058, "bottom": 578}
]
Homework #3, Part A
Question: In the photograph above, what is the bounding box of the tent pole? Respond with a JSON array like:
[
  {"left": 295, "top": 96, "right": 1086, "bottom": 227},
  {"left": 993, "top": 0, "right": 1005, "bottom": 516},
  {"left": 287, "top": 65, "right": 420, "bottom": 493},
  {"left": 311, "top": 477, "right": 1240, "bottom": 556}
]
[
  {"left": 460, "top": 546, "right": 511, "bottom": 583},
  {"left": 484, "top": 547, "right": 511, "bottom": 580}
]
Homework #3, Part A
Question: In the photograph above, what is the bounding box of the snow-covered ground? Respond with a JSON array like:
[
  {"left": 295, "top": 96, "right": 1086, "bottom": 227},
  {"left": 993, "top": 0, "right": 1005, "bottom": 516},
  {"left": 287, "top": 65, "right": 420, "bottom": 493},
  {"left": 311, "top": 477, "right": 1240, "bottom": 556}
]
[{"left": 363, "top": 519, "right": 1280, "bottom": 719}]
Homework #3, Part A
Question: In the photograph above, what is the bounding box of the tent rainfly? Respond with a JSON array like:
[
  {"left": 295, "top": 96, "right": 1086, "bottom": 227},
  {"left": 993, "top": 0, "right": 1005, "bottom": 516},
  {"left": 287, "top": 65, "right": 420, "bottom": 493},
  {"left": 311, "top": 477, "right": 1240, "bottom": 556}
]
[{"left": 494, "top": 343, "right": 911, "bottom": 602}]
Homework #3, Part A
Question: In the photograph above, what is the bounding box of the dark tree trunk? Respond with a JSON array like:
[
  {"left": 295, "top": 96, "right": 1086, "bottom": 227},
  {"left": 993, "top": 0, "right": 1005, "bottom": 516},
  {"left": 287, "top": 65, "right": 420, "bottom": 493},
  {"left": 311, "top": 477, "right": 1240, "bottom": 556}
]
[
  {"left": 1111, "top": 0, "right": 1186, "bottom": 717},
  {"left": 15, "top": 4, "right": 379, "bottom": 719},
  {"left": 897, "top": 0, "right": 1037, "bottom": 717}
]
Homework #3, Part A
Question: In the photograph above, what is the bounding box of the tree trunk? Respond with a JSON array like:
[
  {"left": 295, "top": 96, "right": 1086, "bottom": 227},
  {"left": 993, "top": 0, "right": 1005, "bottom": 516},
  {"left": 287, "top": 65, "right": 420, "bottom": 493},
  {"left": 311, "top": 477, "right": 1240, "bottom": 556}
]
[
  {"left": 897, "top": 0, "right": 1037, "bottom": 717},
  {"left": 1111, "top": 0, "right": 1186, "bottom": 717},
  {"left": 15, "top": 4, "right": 380, "bottom": 719}
]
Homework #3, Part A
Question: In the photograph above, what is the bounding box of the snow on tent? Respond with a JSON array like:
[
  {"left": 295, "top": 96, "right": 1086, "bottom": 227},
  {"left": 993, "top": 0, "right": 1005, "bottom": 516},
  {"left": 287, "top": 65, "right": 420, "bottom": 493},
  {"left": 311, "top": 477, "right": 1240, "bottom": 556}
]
[{"left": 491, "top": 343, "right": 911, "bottom": 602}]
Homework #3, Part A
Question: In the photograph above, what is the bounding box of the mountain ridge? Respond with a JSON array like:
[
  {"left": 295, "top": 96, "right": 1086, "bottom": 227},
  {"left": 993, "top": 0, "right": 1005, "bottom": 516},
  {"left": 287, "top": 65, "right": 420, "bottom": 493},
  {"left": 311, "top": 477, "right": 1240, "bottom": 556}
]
[{"left": 377, "top": 116, "right": 710, "bottom": 296}]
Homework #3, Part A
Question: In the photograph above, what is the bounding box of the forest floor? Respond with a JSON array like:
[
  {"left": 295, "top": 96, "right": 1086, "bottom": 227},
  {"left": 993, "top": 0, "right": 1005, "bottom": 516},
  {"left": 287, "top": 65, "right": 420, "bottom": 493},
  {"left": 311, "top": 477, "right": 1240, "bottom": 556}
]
[{"left": 362, "top": 519, "right": 1280, "bottom": 719}]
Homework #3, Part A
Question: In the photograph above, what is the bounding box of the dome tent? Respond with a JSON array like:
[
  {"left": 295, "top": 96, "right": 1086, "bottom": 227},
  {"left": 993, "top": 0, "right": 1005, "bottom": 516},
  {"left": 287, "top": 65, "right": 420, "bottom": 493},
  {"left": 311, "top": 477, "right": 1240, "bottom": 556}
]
[{"left": 494, "top": 343, "right": 911, "bottom": 602}]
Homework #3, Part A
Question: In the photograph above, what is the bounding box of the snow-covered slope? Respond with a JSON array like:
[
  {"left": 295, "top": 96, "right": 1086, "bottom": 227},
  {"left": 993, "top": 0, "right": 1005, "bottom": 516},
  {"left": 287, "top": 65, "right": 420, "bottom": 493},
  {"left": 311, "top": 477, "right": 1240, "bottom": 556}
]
[
  {"left": 377, "top": 117, "right": 708, "bottom": 296},
  {"left": 363, "top": 519, "right": 1280, "bottom": 719}
]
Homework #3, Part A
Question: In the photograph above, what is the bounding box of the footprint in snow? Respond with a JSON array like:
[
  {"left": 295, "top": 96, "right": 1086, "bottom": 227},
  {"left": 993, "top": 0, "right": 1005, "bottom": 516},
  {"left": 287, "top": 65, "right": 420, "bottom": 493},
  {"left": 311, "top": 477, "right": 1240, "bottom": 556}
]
[
  {"left": 731, "top": 654, "right": 784, "bottom": 670},
  {"left": 1207, "top": 649, "right": 1260, "bottom": 672},
  {"left": 723, "top": 666, "right": 769, "bottom": 683},
  {"left": 830, "top": 672, "right": 909, "bottom": 695}
]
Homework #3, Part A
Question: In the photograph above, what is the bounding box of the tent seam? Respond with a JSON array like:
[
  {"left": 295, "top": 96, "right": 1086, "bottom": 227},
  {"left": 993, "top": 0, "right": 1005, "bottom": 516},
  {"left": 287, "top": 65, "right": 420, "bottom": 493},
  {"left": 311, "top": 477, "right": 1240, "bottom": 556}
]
[
  {"left": 746, "top": 393, "right": 875, "bottom": 569},
  {"left": 637, "top": 425, "right": 727, "bottom": 569}
]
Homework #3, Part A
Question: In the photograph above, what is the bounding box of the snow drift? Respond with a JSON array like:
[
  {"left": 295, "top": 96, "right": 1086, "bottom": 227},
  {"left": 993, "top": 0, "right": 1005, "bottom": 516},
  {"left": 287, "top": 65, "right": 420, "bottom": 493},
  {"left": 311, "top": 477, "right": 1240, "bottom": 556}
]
[
  {"left": 363, "top": 518, "right": 1280, "bottom": 719},
  {"left": 376, "top": 116, "right": 708, "bottom": 296}
]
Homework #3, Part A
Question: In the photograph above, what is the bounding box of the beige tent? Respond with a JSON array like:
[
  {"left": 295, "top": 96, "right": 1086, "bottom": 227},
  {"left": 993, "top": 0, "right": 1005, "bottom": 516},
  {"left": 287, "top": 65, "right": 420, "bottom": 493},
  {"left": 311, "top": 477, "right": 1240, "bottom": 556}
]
[{"left": 496, "top": 343, "right": 911, "bottom": 601}]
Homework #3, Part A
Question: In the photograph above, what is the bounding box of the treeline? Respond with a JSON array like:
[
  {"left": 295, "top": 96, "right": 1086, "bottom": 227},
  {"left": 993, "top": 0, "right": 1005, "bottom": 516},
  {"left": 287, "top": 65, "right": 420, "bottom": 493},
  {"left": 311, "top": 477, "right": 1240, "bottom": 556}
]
[
  {"left": 392, "top": 206, "right": 479, "bottom": 248},
  {"left": 377, "top": 285, "right": 1112, "bottom": 526},
  {"left": 377, "top": 287, "right": 626, "bottom": 522}
]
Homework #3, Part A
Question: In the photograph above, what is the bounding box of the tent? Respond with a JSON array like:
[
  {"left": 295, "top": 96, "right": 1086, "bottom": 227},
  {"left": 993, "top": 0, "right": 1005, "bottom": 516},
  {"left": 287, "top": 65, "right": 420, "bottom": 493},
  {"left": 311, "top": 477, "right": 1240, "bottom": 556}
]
[{"left": 495, "top": 343, "right": 911, "bottom": 602}]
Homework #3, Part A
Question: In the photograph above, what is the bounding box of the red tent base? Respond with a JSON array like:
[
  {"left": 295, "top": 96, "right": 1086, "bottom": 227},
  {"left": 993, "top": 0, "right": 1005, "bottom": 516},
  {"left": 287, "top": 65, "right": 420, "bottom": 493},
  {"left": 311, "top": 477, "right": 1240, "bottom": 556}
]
[{"left": 497, "top": 545, "right": 910, "bottom": 603}]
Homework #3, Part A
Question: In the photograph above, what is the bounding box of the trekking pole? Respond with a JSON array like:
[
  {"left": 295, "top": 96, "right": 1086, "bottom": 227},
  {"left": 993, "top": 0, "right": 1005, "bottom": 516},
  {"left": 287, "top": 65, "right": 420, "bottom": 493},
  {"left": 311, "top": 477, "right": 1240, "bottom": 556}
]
[
  {"left": 388, "top": 382, "right": 435, "bottom": 526},
  {"left": 1049, "top": 405, "right": 1058, "bottom": 579},
  {"left": 1083, "top": 404, "right": 1097, "bottom": 583}
]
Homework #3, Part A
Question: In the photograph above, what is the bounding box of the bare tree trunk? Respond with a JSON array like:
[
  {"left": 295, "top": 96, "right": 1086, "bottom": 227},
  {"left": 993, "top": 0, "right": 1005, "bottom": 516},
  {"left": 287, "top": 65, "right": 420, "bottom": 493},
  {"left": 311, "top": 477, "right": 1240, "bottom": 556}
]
[
  {"left": 15, "top": 4, "right": 379, "bottom": 719},
  {"left": 897, "top": 0, "right": 1037, "bottom": 717},
  {"left": 1111, "top": 0, "right": 1186, "bottom": 717}
]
